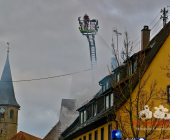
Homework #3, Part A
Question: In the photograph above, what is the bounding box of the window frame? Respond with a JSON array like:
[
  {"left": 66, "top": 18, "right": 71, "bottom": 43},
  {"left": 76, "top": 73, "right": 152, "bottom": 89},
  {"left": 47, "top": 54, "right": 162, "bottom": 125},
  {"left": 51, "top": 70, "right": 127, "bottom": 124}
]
[
  {"left": 106, "top": 95, "right": 109, "bottom": 109},
  {"left": 105, "top": 93, "right": 114, "bottom": 110},
  {"left": 83, "top": 110, "right": 86, "bottom": 122},
  {"left": 80, "top": 112, "right": 83, "bottom": 124},
  {"left": 94, "top": 102, "right": 97, "bottom": 116},
  {"left": 110, "top": 93, "right": 114, "bottom": 107}
]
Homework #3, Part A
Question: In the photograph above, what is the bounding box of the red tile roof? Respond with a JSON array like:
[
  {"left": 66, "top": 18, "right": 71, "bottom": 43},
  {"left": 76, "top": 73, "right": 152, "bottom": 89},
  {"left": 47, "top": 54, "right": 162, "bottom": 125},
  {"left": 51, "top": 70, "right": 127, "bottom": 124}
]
[{"left": 9, "top": 131, "right": 42, "bottom": 140}]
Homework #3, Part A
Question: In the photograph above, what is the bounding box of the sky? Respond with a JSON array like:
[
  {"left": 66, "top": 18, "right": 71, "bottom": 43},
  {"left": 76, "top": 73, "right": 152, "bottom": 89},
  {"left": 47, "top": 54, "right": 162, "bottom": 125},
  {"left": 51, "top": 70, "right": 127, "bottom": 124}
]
[{"left": 0, "top": 0, "right": 170, "bottom": 138}]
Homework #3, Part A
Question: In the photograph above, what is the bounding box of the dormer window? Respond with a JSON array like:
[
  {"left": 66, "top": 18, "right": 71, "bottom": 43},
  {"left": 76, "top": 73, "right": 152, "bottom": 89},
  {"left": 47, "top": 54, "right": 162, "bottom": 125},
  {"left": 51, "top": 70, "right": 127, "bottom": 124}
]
[
  {"left": 117, "top": 74, "right": 120, "bottom": 82},
  {"left": 80, "top": 110, "right": 87, "bottom": 124},
  {"left": 102, "top": 84, "right": 105, "bottom": 92},
  {"left": 80, "top": 112, "right": 83, "bottom": 124},
  {"left": 105, "top": 93, "right": 114, "bottom": 109},
  {"left": 84, "top": 110, "right": 86, "bottom": 122},
  {"left": 106, "top": 82, "right": 109, "bottom": 90},
  {"left": 129, "top": 64, "right": 132, "bottom": 75},
  {"left": 106, "top": 95, "right": 109, "bottom": 109},
  {"left": 94, "top": 102, "right": 97, "bottom": 116},
  {"left": 133, "top": 60, "right": 137, "bottom": 72},
  {"left": 110, "top": 93, "right": 114, "bottom": 107}
]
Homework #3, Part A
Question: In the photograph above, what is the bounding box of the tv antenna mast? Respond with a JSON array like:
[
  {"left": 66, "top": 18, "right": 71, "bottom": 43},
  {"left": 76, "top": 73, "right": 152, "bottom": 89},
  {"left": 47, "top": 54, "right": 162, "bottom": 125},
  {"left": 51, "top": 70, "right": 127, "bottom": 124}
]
[
  {"left": 113, "top": 29, "right": 122, "bottom": 65},
  {"left": 160, "top": 7, "right": 168, "bottom": 27}
]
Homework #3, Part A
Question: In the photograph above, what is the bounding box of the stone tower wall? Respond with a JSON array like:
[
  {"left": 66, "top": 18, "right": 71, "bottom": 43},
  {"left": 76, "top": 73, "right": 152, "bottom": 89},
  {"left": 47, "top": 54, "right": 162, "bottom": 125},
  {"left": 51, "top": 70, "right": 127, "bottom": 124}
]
[{"left": 0, "top": 106, "right": 18, "bottom": 140}]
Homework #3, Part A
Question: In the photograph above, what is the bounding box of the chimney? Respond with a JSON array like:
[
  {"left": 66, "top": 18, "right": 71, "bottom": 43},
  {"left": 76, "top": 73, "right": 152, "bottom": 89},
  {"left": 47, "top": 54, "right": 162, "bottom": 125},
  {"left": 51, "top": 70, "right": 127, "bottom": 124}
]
[{"left": 141, "top": 25, "right": 150, "bottom": 50}]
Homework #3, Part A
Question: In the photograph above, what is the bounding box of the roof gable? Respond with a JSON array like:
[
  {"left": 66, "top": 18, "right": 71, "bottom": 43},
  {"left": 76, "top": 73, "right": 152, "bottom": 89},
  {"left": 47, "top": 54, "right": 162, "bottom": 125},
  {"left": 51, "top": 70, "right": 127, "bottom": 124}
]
[{"left": 10, "top": 131, "right": 42, "bottom": 140}]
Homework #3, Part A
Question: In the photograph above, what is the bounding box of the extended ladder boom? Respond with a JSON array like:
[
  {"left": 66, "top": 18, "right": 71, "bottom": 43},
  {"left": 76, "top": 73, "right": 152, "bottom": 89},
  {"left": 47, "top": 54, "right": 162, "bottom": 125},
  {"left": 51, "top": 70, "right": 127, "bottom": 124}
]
[{"left": 86, "top": 34, "right": 97, "bottom": 69}]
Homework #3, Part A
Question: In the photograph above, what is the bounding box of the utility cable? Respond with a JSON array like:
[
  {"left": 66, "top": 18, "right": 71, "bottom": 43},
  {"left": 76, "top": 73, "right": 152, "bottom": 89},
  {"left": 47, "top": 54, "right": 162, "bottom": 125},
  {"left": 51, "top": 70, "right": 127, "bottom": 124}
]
[
  {"left": 0, "top": 68, "right": 91, "bottom": 82},
  {"left": 98, "top": 33, "right": 112, "bottom": 50},
  {"left": 133, "top": 12, "right": 161, "bottom": 44},
  {"left": 151, "top": 24, "right": 163, "bottom": 39},
  {"left": 150, "top": 19, "right": 162, "bottom": 38},
  {"left": 149, "top": 12, "right": 161, "bottom": 27}
]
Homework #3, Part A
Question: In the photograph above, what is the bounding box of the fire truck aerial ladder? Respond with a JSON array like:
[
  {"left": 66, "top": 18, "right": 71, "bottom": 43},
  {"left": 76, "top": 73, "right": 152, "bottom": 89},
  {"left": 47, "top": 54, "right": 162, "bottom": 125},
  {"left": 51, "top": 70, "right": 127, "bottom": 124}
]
[{"left": 78, "top": 14, "right": 99, "bottom": 69}]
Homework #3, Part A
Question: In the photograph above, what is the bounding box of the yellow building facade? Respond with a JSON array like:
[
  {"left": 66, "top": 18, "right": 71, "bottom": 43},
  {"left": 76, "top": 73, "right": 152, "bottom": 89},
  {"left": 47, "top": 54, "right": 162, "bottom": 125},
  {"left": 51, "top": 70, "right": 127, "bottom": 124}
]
[{"left": 60, "top": 23, "right": 170, "bottom": 140}]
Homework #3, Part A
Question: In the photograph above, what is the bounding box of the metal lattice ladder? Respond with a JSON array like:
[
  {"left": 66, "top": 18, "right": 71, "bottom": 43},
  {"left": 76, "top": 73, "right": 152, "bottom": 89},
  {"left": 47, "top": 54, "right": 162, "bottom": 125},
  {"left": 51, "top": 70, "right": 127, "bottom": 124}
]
[{"left": 86, "top": 34, "right": 97, "bottom": 69}]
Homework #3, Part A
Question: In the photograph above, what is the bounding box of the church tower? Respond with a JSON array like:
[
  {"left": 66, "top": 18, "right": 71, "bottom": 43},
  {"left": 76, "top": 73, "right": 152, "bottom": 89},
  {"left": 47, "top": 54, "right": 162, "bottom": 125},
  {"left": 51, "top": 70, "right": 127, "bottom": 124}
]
[{"left": 0, "top": 48, "right": 20, "bottom": 140}]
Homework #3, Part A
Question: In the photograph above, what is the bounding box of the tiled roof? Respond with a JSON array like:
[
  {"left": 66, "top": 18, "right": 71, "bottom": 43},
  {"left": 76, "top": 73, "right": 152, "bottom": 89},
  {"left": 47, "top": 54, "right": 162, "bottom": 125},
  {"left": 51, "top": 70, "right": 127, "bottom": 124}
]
[{"left": 9, "top": 131, "right": 42, "bottom": 140}]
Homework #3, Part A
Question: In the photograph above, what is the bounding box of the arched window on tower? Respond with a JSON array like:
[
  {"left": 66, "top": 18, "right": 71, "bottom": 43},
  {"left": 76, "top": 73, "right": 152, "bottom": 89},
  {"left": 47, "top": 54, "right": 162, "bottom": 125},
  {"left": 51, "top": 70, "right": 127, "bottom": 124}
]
[
  {"left": 0, "top": 113, "right": 4, "bottom": 118},
  {"left": 10, "top": 110, "right": 14, "bottom": 119}
]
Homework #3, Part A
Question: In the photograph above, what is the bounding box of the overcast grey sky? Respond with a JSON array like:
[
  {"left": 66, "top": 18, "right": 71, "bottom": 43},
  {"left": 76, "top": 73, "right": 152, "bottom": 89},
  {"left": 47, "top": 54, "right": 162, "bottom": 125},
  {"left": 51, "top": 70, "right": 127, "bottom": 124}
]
[{"left": 0, "top": 0, "right": 169, "bottom": 138}]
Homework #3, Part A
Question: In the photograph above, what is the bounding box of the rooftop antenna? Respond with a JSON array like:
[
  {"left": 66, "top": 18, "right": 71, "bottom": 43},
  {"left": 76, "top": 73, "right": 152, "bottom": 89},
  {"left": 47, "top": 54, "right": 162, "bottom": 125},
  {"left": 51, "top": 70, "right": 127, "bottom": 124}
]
[
  {"left": 160, "top": 7, "right": 168, "bottom": 27},
  {"left": 7, "top": 42, "right": 10, "bottom": 52},
  {"left": 113, "top": 29, "right": 122, "bottom": 65}
]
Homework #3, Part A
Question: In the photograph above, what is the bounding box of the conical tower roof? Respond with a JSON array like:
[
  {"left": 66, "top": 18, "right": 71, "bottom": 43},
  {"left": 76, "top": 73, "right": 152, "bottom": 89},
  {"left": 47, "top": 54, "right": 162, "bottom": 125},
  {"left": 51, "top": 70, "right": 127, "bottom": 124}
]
[{"left": 0, "top": 52, "right": 20, "bottom": 108}]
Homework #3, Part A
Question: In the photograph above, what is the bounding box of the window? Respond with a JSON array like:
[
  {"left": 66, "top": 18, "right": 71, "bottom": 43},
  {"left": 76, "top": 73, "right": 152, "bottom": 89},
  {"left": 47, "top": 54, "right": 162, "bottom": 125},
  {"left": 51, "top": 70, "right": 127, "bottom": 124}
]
[
  {"left": 89, "top": 133, "right": 92, "bottom": 140},
  {"left": 110, "top": 93, "right": 114, "bottom": 107},
  {"left": 10, "top": 110, "right": 14, "bottom": 118},
  {"left": 84, "top": 110, "right": 86, "bottom": 122},
  {"left": 106, "top": 82, "right": 109, "bottom": 90},
  {"left": 79, "top": 138, "right": 82, "bottom": 140},
  {"left": 108, "top": 124, "right": 112, "bottom": 140},
  {"left": 106, "top": 95, "right": 109, "bottom": 109},
  {"left": 101, "top": 128, "right": 104, "bottom": 140},
  {"left": 133, "top": 60, "right": 137, "bottom": 72},
  {"left": 95, "top": 130, "right": 98, "bottom": 140},
  {"left": 105, "top": 93, "right": 114, "bottom": 110},
  {"left": 1, "top": 113, "right": 4, "bottom": 118},
  {"left": 80, "top": 110, "right": 87, "bottom": 124},
  {"left": 94, "top": 102, "right": 97, "bottom": 116},
  {"left": 129, "top": 64, "right": 132, "bottom": 75},
  {"left": 168, "top": 86, "right": 170, "bottom": 102},
  {"left": 102, "top": 84, "right": 105, "bottom": 92},
  {"left": 81, "top": 112, "right": 83, "bottom": 124},
  {"left": 83, "top": 136, "right": 86, "bottom": 140},
  {"left": 117, "top": 74, "right": 120, "bottom": 82}
]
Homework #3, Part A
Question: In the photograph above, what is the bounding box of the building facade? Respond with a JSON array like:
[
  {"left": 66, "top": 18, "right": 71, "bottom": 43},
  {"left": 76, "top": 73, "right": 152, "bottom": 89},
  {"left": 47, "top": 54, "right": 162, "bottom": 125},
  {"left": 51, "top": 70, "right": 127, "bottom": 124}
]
[{"left": 60, "top": 21, "right": 170, "bottom": 140}]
